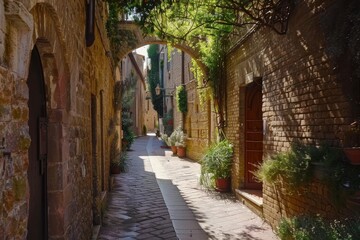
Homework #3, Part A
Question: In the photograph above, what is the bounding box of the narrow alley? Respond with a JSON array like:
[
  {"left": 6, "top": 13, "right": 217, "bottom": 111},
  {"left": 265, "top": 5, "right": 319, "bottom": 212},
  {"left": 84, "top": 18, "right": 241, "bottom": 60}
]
[{"left": 97, "top": 135, "right": 276, "bottom": 240}]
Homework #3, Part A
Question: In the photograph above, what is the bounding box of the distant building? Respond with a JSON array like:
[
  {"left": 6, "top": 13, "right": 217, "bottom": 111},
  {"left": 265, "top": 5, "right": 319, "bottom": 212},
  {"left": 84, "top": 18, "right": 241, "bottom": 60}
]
[{"left": 120, "top": 52, "right": 146, "bottom": 136}]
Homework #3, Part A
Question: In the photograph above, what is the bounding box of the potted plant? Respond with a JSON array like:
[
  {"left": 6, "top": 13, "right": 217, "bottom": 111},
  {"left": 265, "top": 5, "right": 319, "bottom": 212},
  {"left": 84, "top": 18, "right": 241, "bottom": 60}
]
[
  {"left": 200, "top": 139, "right": 233, "bottom": 192},
  {"left": 169, "top": 128, "right": 179, "bottom": 155},
  {"left": 343, "top": 120, "right": 360, "bottom": 165},
  {"left": 110, "top": 151, "right": 128, "bottom": 174},
  {"left": 175, "top": 132, "right": 187, "bottom": 158},
  {"left": 160, "top": 133, "right": 170, "bottom": 148}
]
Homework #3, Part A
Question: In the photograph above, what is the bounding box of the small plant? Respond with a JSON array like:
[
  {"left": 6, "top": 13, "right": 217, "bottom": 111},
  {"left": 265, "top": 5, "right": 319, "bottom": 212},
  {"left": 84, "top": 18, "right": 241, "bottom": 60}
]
[
  {"left": 169, "top": 126, "right": 183, "bottom": 146},
  {"left": 161, "top": 133, "right": 170, "bottom": 146},
  {"left": 176, "top": 85, "right": 187, "bottom": 113},
  {"left": 163, "top": 109, "right": 174, "bottom": 135},
  {"left": 111, "top": 151, "right": 128, "bottom": 173},
  {"left": 342, "top": 120, "right": 360, "bottom": 165},
  {"left": 200, "top": 140, "right": 233, "bottom": 188},
  {"left": 277, "top": 215, "right": 360, "bottom": 240},
  {"left": 254, "top": 145, "right": 312, "bottom": 193},
  {"left": 343, "top": 120, "right": 360, "bottom": 148},
  {"left": 255, "top": 142, "right": 359, "bottom": 206},
  {"left": 175, "top": 129, "right": 187, "bottom": 147},
  {"left": 122, "top": 129, "right": 135, "bottom": 150}
]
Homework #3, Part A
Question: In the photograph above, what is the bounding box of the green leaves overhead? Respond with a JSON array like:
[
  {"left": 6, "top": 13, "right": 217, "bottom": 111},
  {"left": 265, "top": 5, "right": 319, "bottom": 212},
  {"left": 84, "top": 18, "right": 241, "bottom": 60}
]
[{"left": 136, "top": 0, "right": 236, "bottom": 45}]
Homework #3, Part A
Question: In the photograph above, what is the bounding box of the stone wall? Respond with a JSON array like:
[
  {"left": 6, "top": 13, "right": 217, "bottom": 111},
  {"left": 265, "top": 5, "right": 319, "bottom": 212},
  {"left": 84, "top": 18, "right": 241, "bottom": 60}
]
[
  {"left": 225, "top": 0, "right": 358, "bottom": 227},
  {"left": 0, "top": 0, "right": 115, "bottom": 239},
  {"left": 168, "top": 50, "right": 212, "bottom": 161},
  {"left": 185, "top": 80, "right": 212, "bottom": 161}
]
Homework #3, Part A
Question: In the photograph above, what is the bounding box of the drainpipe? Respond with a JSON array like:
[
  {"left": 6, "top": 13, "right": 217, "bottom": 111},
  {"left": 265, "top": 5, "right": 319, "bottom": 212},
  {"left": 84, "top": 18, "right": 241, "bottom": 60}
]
[{"left": 181, "top": 51, "right": 185, "bottom": 130}]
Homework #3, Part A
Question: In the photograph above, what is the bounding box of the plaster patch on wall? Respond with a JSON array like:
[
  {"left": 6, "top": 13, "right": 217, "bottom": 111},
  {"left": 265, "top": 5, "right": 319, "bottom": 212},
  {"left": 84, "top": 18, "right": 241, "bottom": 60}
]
[{"left": 49, "top": 74, "right": 57, "bottom": 109}]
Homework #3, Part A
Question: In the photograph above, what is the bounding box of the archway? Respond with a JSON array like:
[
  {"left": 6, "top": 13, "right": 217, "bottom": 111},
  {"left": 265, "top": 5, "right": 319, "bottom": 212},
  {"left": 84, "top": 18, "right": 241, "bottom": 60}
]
[
  {"left": 244, "top": 80, "right": 263, "bottom": 190},
  {"left": 30, "top": 3, "right": 71, "bottom": 238},
  {"left": 116, "top": 21, "right": 208, "bottom": 74},
  {"left": 27, "top": 45, "right": 48, "bottom": 240}
]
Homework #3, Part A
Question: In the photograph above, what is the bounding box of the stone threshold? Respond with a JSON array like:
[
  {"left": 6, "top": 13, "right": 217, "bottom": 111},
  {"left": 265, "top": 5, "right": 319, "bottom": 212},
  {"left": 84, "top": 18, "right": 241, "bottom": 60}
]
[{"left": 235, "top": 189, "right": 263, "bottom": 218}]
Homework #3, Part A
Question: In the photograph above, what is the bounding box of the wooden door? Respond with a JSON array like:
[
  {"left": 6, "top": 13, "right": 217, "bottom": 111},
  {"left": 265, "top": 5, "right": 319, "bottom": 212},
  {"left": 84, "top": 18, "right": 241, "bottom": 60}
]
[
  {"left": 27, "top": 47, "right": 48, "bottom": 239},
  {"left": 244, "top": 81, "right": 263, "bottom": 189}
]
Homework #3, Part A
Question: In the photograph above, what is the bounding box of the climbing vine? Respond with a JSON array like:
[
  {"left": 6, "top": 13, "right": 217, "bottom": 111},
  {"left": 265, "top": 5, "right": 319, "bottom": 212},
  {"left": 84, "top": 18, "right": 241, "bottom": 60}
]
[
  {"left": 105, "top": 0, "right": 138, "bottom": 62},
  {"left": 147, "top": 44, "right": 164, "bottom": 117},
  {"left": 106, "top": 0, "right": 292, "bottom": 138},
  {"left": 176, "top": 85, "right": 187, "bottom": 113}
]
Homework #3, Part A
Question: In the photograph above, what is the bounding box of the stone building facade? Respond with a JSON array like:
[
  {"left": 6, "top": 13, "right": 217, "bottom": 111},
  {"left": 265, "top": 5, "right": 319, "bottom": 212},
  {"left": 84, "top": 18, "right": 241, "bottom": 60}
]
[
  {"left": 162, "top": 47, "right": 214, "bottom": 160},
  {"left": 0, "top": 0, "right": 116, "bottom": 239},
  {"left": 142, "top": 69, "right": 158, "bottom": 133},
  {"left": 225, "top": 0, "right": 359, "bottom": 227},
  {"left": 120, "top": 52, "right": 146, "bottom": 137}
]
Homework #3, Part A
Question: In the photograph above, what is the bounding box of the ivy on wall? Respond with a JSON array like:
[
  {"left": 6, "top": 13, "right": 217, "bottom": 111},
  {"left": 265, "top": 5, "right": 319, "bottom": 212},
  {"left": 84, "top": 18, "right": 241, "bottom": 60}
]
[
  {"left": 147, "top": 44, "right": 164, "bottom": 117},
  {"left": 176, "top": 85, "right": 187, "bottom": 113}
]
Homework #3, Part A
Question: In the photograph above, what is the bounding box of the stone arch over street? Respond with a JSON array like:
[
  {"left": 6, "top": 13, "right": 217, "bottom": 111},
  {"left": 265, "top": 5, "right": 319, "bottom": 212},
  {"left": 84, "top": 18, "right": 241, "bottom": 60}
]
[{"left": 116, "top": 21, "right": 208, "bottom": 74}]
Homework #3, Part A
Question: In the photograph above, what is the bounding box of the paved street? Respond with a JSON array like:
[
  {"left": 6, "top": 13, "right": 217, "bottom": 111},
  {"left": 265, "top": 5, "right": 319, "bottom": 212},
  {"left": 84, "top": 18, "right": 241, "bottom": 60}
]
[{"left": 98, "top": 135, "right": 277, "bottom": 240}]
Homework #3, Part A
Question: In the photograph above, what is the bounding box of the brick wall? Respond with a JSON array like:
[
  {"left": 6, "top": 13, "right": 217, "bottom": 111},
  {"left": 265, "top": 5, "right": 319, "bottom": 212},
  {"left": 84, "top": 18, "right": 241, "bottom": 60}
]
[
  {"left": 225, "top": 0, "right": 357, "bottom": 227},
  {"left": 168, "top": 50, "right": 212, "bottom": 161},
  {"left": 0, "top": 0, "right": 115, "bottom": 239}
]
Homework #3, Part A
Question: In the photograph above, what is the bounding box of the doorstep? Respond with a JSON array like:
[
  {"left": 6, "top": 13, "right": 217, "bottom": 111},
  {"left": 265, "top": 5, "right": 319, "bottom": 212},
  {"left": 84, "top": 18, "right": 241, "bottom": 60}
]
[{"left": 235, "top": 189, "right": 263, "bottom": 218}]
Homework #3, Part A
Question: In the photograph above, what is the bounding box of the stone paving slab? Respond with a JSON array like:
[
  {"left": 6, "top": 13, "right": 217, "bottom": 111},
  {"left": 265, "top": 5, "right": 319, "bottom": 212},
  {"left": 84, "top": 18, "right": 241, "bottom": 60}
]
[
  {"left": 146, "top": 135, "right": 278, "bottom": 240},
  {"left": 98, "top": 137, "right": 177, "bottom": 240},
  {"left": 98, "top": 135, "right": 278, "bottom": 240}
]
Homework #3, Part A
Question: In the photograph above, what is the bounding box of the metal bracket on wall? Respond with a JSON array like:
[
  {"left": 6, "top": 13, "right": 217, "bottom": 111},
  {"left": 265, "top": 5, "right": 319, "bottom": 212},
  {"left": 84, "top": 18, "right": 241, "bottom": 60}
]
[{"left": 262, "top": 0, "right": 293, "bottom": 35}]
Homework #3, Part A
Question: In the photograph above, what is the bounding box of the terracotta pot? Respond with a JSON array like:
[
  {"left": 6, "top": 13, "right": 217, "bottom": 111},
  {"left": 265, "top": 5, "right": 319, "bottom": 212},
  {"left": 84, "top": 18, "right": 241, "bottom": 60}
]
[
  {"left": 177, "top": 146, "right": 186, "bottom": 158},
  {"left": 122, "top": 140, "right": 128, "bottom": 151},
  {"left": 215, "top": 178, "right": 231, "bottom": 192},
  {"left": 171, "top": 146, "right": 177, "bottom": 155},
  {"left": 344, "top": 148, "right": 360, "bottom": 165},
  {"left": 111, "top": 166, "right": 121, "bottom": 174}
]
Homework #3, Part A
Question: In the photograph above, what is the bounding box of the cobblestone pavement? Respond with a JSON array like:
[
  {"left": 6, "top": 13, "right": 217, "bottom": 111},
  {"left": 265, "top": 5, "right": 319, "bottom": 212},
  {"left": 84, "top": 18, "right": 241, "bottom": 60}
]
[
  {"left": 98, "top": 137, "right": 177, "bottom": 240},
  {"left": 98, "top": 135, "right": 278, "bottom": 240}
]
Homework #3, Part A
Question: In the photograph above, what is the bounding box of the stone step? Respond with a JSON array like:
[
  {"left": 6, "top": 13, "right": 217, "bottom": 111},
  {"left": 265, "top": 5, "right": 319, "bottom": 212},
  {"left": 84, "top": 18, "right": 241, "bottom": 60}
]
[{"left": 235, "top": 189, "right": 263, "bottom": 218}]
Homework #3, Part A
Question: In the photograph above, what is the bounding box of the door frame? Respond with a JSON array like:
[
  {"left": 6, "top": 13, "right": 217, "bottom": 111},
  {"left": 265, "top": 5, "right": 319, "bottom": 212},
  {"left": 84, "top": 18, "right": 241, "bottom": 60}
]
[
  {"left": 27, "top": 46, "right": 48, "bottom": 239},
  {"left": 244, "top": 79, "right": 263, "bottom": 190}
]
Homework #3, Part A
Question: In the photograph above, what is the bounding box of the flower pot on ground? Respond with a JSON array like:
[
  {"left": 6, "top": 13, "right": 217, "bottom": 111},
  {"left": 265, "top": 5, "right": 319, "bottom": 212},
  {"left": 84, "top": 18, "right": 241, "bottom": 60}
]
[
  {"left": 171, "top": 146, "right": 177, "bottom": 155},
  {"left": 200, "top": 140, "right": 233, "bottom": 191},
  {"left": 160, "top": 133, "right": 171, "bottom": 149},
  {"left": 177, "top": 146, "right": 186, "bottom": 158},
  {"left": 169, "top": 126, "right": 186, "bottom": 156},
  {"left": 343, "top": 120, "right": 360, "bottom": 165},
  {"left": 343, "top": 148, "right": 360, "bottom": 165},
  {"left": 215, "top": 178, "right": 231, "bottom": 192},
  {"left": 110, "top": 151, "right": 128, "bottom": 174},
  {"left": 175, "top": 129, "right": 187, "bottom": 158}
]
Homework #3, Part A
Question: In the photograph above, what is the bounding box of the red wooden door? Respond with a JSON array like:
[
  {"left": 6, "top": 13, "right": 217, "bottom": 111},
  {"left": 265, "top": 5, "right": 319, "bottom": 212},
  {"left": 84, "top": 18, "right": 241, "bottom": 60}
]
[
  {"left": 244, "top": 82, "right": 263, "bottom": 189},
  {"left": 27, "top": 46, "right": 48, "bottom": 239}
]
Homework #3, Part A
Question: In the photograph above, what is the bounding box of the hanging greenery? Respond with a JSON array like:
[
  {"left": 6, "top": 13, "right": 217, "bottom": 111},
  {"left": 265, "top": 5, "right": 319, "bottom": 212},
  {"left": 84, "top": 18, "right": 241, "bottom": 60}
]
[
  {"left": 105, "top": 0, "right": 138, "bottom": 62},
  {"left": 176, "top": 85, "right": 187, "bottom": 113},
  {"left": 147, "top": 44, "right": 164, "bottom": 117},
  {"left": 106, "top": 0, "right": 292, "bottom": 138}
]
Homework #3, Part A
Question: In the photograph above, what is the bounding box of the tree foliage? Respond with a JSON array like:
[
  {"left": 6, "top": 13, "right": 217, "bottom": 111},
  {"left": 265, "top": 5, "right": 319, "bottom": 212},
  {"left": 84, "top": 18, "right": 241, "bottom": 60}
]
[
  {"left": 176, "top": 85, "right": 187, "bottom": 113},
  {"left": 108, "top": 0, "right": 292, "bottom": 138},
  {"left": 147, "top": 44, "right": 164, "bottom": 117}
]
